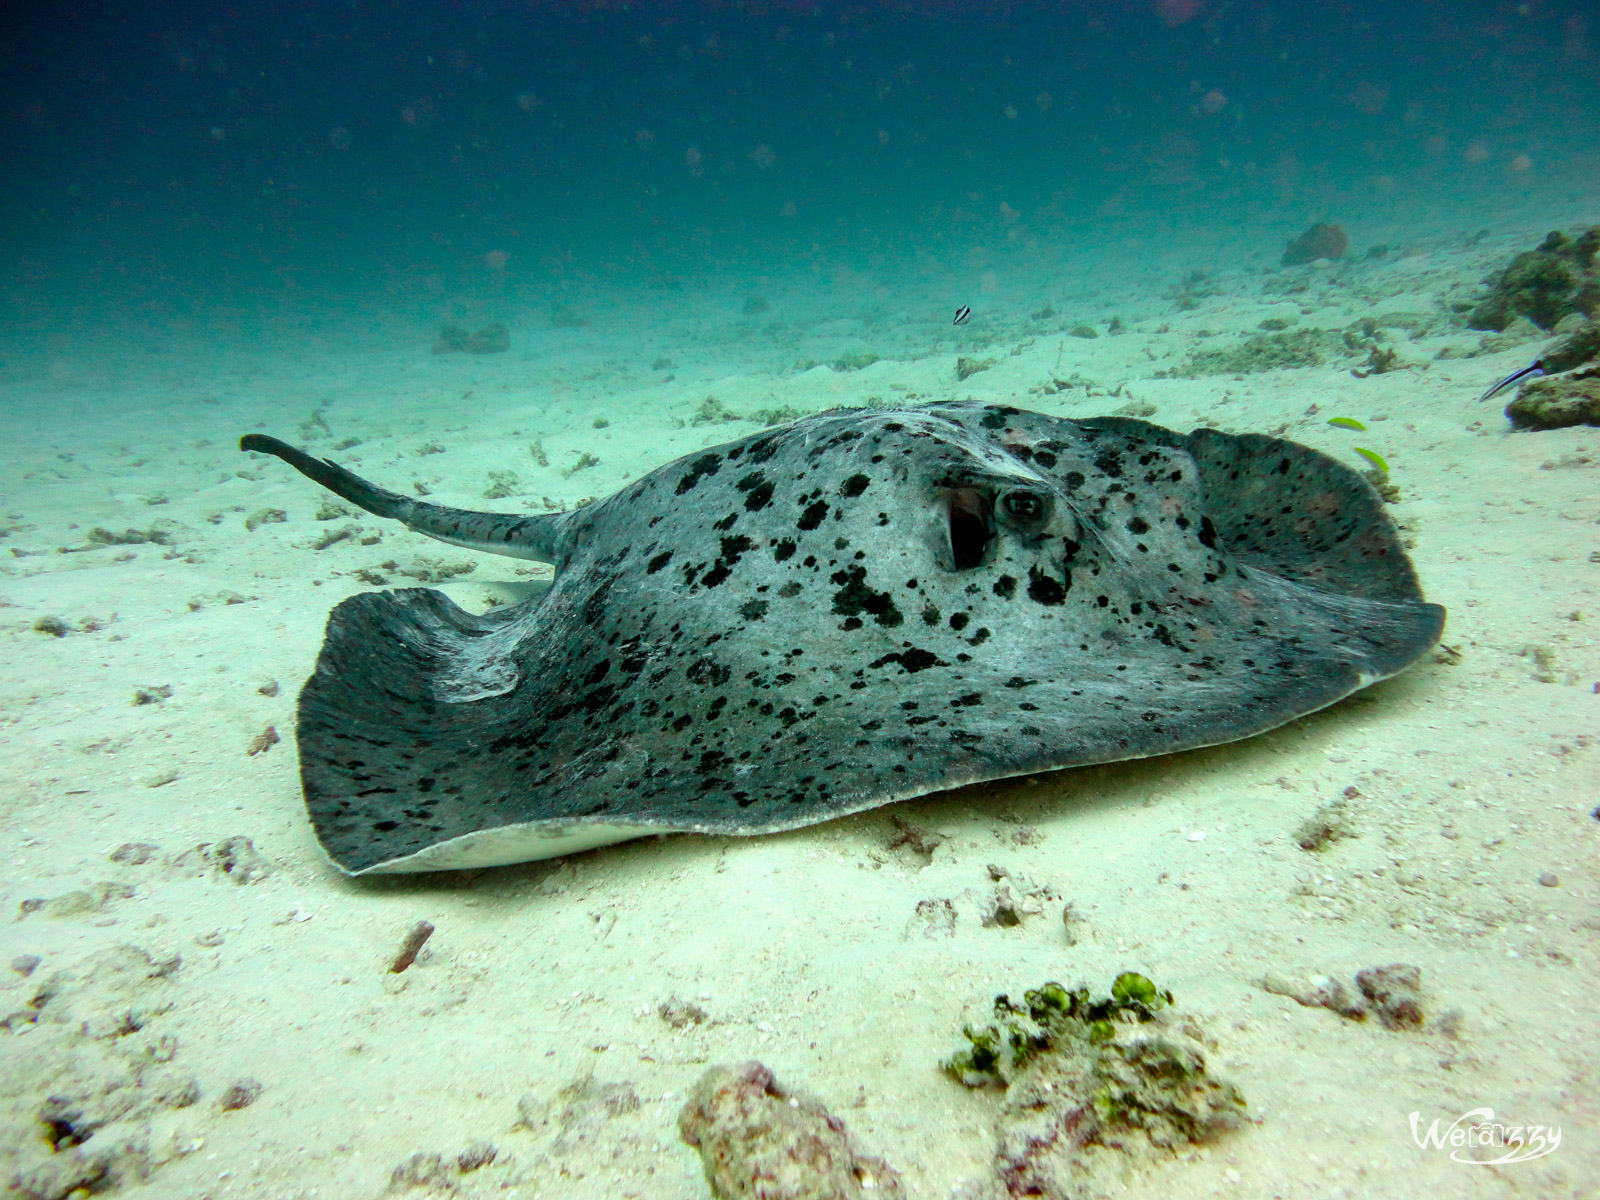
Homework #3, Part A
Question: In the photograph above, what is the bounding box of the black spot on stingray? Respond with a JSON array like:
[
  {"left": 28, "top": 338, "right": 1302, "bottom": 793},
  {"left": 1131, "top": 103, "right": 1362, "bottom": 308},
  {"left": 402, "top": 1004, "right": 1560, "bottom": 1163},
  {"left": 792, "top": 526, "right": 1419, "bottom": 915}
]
[
  {"left": 675, "top": 452, "right": 723, "bottom": 494},
  {"left": 920, "top": 604, "right": 940, "bottom": 626},
  {"left": 773, "top": 538, "right": 797, "bottom": 562},
  {"left": 1004, "top": 676, "right": 1038, "bottom": 688},
  {"left": 778, "top": 581, "right": 802, "bottom": 598},
  {"left": 646, "top": 551, "right": 673, "bottom": 574},
  {"left": 697, "top": 750, "right": 732, "bottom": 775},
  {"left": 745, "top": 436, "right": 779, "bottom": 464},
  {"left": 574, "top": 683, "right": 618, "bottom": 716},
  {"left": 831, "top": 565, "right": 904, "bottom": 627},
  {"left": 951, "top": 692, "right": 983, "bottom": 707},
  {"left": 1127, "top": 516, "right": 1150, "bottom": 534},
  {"left": 1094, "top": 449, "right": 1123, "bottom": 477},
  {"left": 1034, "top": 450, "right": 1057, "bottom": 468},
  {"left": 740, "top": 599, "right": 769, "bottom": 621},
  {"left": 736, "top": 472, "right": 774, "bottom": 511},
  {"left": 1027, "top": 567, "right": 1067, "bottom": 606},
  {"left": 949, "top": 612, "right": 970, "bottom": 631},
  {"left": 797, "top": 500, "right": 830, "bottom": 531},
  {"left": 581, "top": 579, "right": 614, "bottom": 625},
  {"left": 993, "top": 575, "right": 1017, "bottom": 599},
  {"left": 840, "top": 473, "right": 870, "bottom": 498},
  {"left": 869, "top": 647, "right": 948, "bottom": 673},
  {"left": 1064, "top": 470, "right": 1086, "bottom": 492},
  {"left": 686, "top": 657, "right": 731, "bottom": 687},
  {"left": 1198, "top": 515, "right": 1219, "bottom": 548},
  {"left": 979, "top": 409, "right": 1011, "bottom": 430},
  {"left": 583, "top": 659, "right": 611, "bottom": 686}
]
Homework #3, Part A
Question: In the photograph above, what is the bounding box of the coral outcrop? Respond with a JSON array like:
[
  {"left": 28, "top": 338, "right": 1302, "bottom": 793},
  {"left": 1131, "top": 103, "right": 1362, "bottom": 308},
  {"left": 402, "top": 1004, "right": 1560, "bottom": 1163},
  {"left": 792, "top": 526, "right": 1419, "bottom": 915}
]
[
  {"left": 1281, "top": 223, "right": 1348, "bottom": 266},
  {"left": 1468, "top": 228, "right": 1600, "bottom": 332}
]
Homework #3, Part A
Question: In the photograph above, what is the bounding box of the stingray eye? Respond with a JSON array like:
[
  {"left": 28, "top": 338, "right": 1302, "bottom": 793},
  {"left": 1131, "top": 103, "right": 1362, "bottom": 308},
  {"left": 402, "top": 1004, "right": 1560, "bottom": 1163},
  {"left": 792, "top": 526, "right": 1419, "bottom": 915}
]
[{"left": 1001, "top": 491, "right": 1046, "bottom": 521}]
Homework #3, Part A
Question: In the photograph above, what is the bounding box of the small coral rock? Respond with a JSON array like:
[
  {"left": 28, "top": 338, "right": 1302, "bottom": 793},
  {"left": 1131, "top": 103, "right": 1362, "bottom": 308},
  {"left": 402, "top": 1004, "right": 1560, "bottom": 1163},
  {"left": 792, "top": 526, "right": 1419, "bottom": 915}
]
[
  {"left": 219, "top": 1077, "right": 263, "bottom": 1111},
  {"left": 956, "top": 355, "right": 995, "bottom": 381},
  {"left": 208, "top": 836, "right": 274, "bottom": 884},
  {"left": 465, "top": 323, "right": 509, "bottom": 354},
  {"left": 1261, "top": 970, "right": 1367, "bottom": 1020},
  {"left": 1506, "top": 369, "right": 1600, "bottom": 430},
  {"left": 1282, "top": 223, "right": 1348, "bottom": 266},
  {"left": 1355, "top": 963, "right": 1424, "bottom": 1030},
  {"left": 678, "top": 1061, "right": 903, "bottom": 1199}
]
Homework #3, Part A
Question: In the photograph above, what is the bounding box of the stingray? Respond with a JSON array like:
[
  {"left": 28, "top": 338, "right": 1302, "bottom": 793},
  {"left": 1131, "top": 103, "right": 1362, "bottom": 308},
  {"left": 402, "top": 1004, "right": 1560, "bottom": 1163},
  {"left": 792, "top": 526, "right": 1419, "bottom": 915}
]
[{"left": 239, "top": 402, "right": 1444, "bottom": 875}]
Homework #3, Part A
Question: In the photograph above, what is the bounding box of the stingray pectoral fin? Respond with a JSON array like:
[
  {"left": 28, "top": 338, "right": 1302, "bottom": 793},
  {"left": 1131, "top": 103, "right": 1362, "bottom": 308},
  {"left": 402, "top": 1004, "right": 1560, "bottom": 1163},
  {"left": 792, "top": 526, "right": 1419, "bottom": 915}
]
[
  {"left": 239, "top": 433, "right": 563, "bottom": 563},
  {"left": 294, "top": 587, "right": 669, "bottom": 874}
]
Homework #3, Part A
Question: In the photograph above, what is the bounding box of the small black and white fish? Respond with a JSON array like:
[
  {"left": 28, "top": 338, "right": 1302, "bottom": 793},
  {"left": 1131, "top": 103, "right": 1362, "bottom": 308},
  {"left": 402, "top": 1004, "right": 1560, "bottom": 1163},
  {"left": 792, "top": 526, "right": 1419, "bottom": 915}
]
[
  {"left": 953, "top": 305, "right": 971, "bottom": 325},
  {"left": 1478, "top": 358, "right": 1545, "bottom": 403}
]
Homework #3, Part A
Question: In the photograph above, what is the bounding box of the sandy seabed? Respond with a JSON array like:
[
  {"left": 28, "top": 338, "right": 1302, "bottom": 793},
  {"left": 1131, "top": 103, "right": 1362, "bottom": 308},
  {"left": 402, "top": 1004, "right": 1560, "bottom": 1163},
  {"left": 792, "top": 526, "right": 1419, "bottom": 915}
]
[{"left": 1, "top": 208, "right": 1597, "bottom": 1200}]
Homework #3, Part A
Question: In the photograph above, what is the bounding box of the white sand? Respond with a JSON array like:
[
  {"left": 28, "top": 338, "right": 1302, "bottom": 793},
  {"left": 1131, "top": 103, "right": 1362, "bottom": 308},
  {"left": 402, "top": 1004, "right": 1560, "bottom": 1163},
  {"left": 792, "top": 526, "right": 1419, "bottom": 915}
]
[{"left": 2, "top": 207, "right": 1596, "bottom": 1199}]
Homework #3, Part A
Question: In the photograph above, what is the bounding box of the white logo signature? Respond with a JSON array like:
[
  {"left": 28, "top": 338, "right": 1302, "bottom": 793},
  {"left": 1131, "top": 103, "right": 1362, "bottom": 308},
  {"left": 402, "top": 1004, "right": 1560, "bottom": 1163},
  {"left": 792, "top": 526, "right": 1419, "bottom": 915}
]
[{"left": 1409, "top": 1108, "right": 1561, "bottom": 1165}]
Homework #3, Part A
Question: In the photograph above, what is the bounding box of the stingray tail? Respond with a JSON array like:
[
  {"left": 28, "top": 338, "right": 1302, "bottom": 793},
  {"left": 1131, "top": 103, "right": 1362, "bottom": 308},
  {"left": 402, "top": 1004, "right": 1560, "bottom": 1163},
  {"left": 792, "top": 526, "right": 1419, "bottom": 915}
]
[{"left": 240, "top": 433, "right": 565, "bottom": 563}]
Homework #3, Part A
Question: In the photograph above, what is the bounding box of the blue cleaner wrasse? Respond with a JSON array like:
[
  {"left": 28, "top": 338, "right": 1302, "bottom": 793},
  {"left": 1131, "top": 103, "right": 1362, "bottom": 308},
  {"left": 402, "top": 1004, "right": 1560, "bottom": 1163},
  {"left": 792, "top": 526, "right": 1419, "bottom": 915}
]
[{"left": 1478, "top": 359, "right": 1545, "bottom": 403}]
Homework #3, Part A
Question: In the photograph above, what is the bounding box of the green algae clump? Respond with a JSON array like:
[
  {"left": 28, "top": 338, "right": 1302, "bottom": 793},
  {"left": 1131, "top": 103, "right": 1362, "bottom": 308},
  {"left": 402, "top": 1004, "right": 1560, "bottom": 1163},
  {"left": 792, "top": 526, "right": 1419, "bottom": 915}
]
[
  {"left": 1109, "top": 971, "right": 1159, "bottom": 1006},
  {"left": 944, "top": 976, "right": 1243, "bottom": 1200}
]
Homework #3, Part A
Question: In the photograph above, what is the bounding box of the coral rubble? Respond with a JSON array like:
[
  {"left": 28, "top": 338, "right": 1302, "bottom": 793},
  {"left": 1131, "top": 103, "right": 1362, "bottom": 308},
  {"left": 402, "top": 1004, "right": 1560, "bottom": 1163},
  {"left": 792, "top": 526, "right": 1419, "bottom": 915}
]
[{"left": 678, "top": 1061, "right": 903, "bottom": 1200}]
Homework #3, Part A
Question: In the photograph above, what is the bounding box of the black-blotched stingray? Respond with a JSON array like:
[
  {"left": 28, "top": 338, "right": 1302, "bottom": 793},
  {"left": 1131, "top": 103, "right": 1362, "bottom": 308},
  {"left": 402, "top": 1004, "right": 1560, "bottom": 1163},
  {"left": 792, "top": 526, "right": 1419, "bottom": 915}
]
[{"left": 241, "top": 402, "right": 1443, "bottom": 875}]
